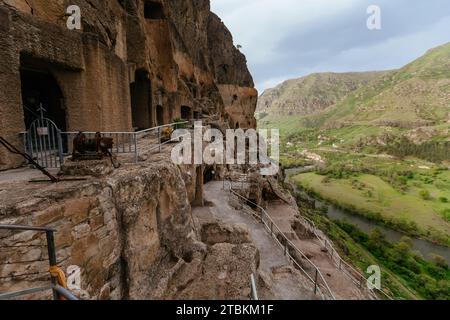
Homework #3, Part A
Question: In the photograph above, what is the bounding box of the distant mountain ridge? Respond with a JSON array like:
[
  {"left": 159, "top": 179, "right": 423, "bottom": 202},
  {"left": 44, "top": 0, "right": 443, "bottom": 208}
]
[
  {"left": 257, "top": 71, "right": 387, "bottom": 116},
  {"left": 303, "top": 42, "right": 450, "bottom": 130},
  {"left": 258, "top": 42, "right": 450, "bottom": 140}
]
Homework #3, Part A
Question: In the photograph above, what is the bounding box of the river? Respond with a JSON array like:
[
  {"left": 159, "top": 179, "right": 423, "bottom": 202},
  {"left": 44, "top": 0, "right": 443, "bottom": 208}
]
[{"left": 285, "top": 167, "right": 450, "bottom": 264}]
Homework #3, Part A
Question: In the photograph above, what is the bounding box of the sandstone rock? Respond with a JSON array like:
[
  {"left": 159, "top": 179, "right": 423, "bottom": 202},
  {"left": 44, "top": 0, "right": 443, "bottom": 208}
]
[
  {"left": 258, "top": 270, "right": 274, "bottom": 289},
  {"left": 201, "top": 222, "right": 252, "bottom": 245},
  {"left": 59, "top": 159, "right": 114, "bottom": 178},
  {"left": 0, "top": 0, "right": 260, "bottom": 300},
  {"left": 174, "top": 243, "right": 260, "bottom": 300}
]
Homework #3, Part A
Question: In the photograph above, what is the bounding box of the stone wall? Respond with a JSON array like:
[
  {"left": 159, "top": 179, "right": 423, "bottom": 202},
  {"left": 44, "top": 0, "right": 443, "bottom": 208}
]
[
  {"left": 0, "top": 0, "right": 257, "bottom": 170},
  {"left": 0, "top": 159, "right": 200, "bottom": 299},
  {"left": 0, "top": 156, "right": 262, "bottom": 300}
]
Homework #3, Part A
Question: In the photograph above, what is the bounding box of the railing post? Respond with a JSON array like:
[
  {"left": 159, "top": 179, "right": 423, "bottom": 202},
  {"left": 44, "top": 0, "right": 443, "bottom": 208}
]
[
  {"left": 250, "top": 274, "right": 258, "bottom": 301},
  {"left": 314, "top": 269, "right": 319, "bottom": 295},
  {"left": 134, "top": 133, "right": 138, "bottom": 163},
  {"left": 45, "top": 230, "right": 60, "bottom": 300},
  {"left": 57, "top": 129, "right": 64, "bottom": 166},
  {"left": 158, "top": 127, "right": 162, "bottom": 153}
]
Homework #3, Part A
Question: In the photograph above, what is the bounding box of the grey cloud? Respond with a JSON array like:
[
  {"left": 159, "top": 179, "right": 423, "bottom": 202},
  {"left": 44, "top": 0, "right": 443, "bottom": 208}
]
[{"left": 212, "top": 0, "right": 450, "bottom": 91}]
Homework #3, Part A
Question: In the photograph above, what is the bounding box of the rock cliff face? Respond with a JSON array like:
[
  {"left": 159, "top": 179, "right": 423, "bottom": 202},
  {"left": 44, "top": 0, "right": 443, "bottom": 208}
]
[
  {"left": 0, "top": 0, "right": 257, "bottom": 169},
  {"left": 0, "top": 0, "right": 260, "bottom": 300},
  {"left": 0, "top": 155, "right": 259, "bottom": 299}
]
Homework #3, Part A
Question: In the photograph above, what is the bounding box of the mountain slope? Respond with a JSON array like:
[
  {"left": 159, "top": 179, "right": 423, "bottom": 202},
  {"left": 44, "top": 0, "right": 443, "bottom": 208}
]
[
  {"left": 258, "top": 43, "right": 450, "bottom": 148},
  {"left": 303, "top": 42, "right": 450, "bottom": 130},
  {"left": 257, "top": 72, "right": 386, "bottom": 117}
]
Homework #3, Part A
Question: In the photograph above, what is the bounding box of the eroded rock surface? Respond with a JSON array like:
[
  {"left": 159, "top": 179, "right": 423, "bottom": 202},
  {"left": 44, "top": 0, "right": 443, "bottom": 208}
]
[{"left": 0, "top": 0, "right": 257, "bottom": 169}]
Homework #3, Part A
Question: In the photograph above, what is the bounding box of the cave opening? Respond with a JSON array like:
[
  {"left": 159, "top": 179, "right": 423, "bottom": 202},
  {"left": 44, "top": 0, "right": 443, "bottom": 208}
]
[
  {"left": 144, "top": 1, "right": 165, "bottom": 20},
  {"left": 130, "top": 69, "right": 152, "bottom": 131},
  {"left": 20, "top": 56, "right": 67, "bottom": 132},
  {"left": 193, "top": 111, "right": 200, "bottom": 120},
  {"left": 203, "top": 166, "right": 215, "bottom": 184},
  {"left": 156, "top": 105, "right": 164, "bottom": 126},
  {"left": 181, "top": 105, "right": 193, "bottom": 120}
]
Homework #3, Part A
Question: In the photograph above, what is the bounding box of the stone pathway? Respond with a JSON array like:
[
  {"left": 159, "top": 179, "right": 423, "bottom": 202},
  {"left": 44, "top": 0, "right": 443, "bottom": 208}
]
[
  {"left": 266, "top": 202, "right": 369, "bottom": 300},
  {"left": 193, "top": 181, "right": 317, "bottom": 300}
]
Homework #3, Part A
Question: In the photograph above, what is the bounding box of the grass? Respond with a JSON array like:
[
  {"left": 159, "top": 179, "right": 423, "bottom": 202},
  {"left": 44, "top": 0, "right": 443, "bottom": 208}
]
[
  {"left": 293, "top": 171, "right": 450, "bottom": 245},
  {"left": 302, "top": 210, "right": 420, "bottom": 300}
]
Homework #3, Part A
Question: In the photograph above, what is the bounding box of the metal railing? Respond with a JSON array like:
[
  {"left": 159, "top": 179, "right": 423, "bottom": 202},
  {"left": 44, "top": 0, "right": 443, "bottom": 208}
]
[
  {"left": 250, "top": 274, "right": 259, "bottom": 300},
  {"left": 23, "top": 117, "right": 64, "bottom": 168},
  {"left": 60, "top": 121, "right": 191, "bottom": 164},
  {"left": 0, "top": 224, "right": 80, "bottom": 301},
  {"left": 21, "top": 120, "right": 203, "bottom": 168},
  {"left": 225, "top": 181, "right": 336, "bottom": 300},
  {"left": 295, "top": 214, "right": 393, "bottom": 300}
]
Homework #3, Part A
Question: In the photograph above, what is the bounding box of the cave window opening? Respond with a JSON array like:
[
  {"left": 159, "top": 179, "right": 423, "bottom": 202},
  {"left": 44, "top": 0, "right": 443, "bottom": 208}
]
[
  {"left": 20, "top": 55, "right": 67, "bottom": 132},
  {"left": 130, "top": 69, "right": 152, "bottom": 131},
  {"left": 156, "top": 105, "right": 164, "bottom": 126},
  {"left": 144, "top": 1, "right": 165, "bottom": 20},
  {"left": 203, "top": 167, "right": 215, "bottom": 184},
  {"left": 193, "top": 111, "right": 200, "bottom": 120},
  {"left": 181, "top": 106, "right": 193, "bottom": 120},
  {"left": 20, "top": 69, "right": 66, "bottom": 132}
]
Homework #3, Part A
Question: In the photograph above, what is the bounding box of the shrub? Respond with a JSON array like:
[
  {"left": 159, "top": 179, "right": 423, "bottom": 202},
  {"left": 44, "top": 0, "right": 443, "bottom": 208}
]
[
  {"left": 419, "top": 189, "right": 431, "bottom": 200},
  {"left": 431, "top": 255, "right": 448, "bottom": 269},
  {"left": 439, "top": 197, "right": 448, "bottom": 203}
]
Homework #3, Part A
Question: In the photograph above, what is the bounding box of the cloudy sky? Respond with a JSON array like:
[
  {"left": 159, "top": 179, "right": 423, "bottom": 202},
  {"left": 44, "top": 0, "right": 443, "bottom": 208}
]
[{"left": 211, "top": 0, "right": 450, "bottom": 92}]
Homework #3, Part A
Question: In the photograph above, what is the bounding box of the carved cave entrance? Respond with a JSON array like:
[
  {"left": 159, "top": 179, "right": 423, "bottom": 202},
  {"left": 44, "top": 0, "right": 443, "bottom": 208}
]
[
  {"left": 130, "top": 69, "right": 152, "bottom": 131},
  {"left": 144, "top": 1, "right": 165, "bottom": 20},
  {"left": 203, "top": 166, "right": 215, "bottom": 184},
  {"left": 156, "top": 105, "right": 164, "bottom": 126},
  {"left": 193, "top": 111, "right": 200, "bottom": 120},
  {"left": 181, "top": 105, "right": 193, "bottom": 120},
  {"left": 20, "top": 57, "right": 67, "bottom": 132}
]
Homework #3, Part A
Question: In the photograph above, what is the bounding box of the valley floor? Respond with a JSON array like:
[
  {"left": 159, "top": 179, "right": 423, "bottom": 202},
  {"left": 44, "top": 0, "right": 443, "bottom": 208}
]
[{"left": 293, "top": 172, "right": 450, "bottom": 245}]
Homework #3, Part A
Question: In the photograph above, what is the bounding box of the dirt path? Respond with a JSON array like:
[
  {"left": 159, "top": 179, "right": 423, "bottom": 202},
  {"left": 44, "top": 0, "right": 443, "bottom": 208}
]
[
  {"left": 193, "top": 181, "right": 317, "bottom": 300},
  {"left": 266, "top": 202, "right": 369, "bottom": 300}
]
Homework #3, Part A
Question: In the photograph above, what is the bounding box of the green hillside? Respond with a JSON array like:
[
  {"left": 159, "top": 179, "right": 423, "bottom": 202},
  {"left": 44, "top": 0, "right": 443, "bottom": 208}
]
[
  {"left": 257, "top": 72, "right": 386, "bottom": 117},
  {"left": 259, "top": 42, "right": 450, "bottom": 249},
  {"left": 259, "top": 42, "right": 450, "bottom": 156},
  {"left": 304, "top": 43, "right": 450, "bottom": 130}
]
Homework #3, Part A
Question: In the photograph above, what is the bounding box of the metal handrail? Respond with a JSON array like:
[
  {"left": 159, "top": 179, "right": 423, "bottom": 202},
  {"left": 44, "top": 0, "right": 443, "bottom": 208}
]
[
  {"left": 285, "top": 177, "right": 394, "bottom": 299},
  {"left": 225, "top": 181, "right": 336, "bottom": 300},
  {"left": 21, "top": 120, "right": 195, "bottom": 166},
  {"left": 0, "top": 224, "right": 80, "bottom": 301},
  {"left": 295, "top": 213, "right": 393, "bottom": 300},
  {"left": 250, "top": 274, "right": 259, "bottom": 300},
  {"left": 53, "top": 284, "right": 79, "bottom": 301},
  {"left": 60, "top": 121, "right": 190, "bottom": 136},
  {"left": 134, "top": 121, "right": 191, "bottom": 135},
  {"left": 0, "top": 285, "right": 79, "bottom": 301},
  {"left": 59, "top": 121, "right": 192, "bottom": 163},
  {"left": 0, "top": 285, "right": 53, "bottom": 300}
]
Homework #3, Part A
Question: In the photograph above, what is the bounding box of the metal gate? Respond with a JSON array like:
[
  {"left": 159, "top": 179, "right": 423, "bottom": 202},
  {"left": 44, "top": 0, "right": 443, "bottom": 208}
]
[{"left": 24, "top": 118, "right": 64, "bottom": 168}]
